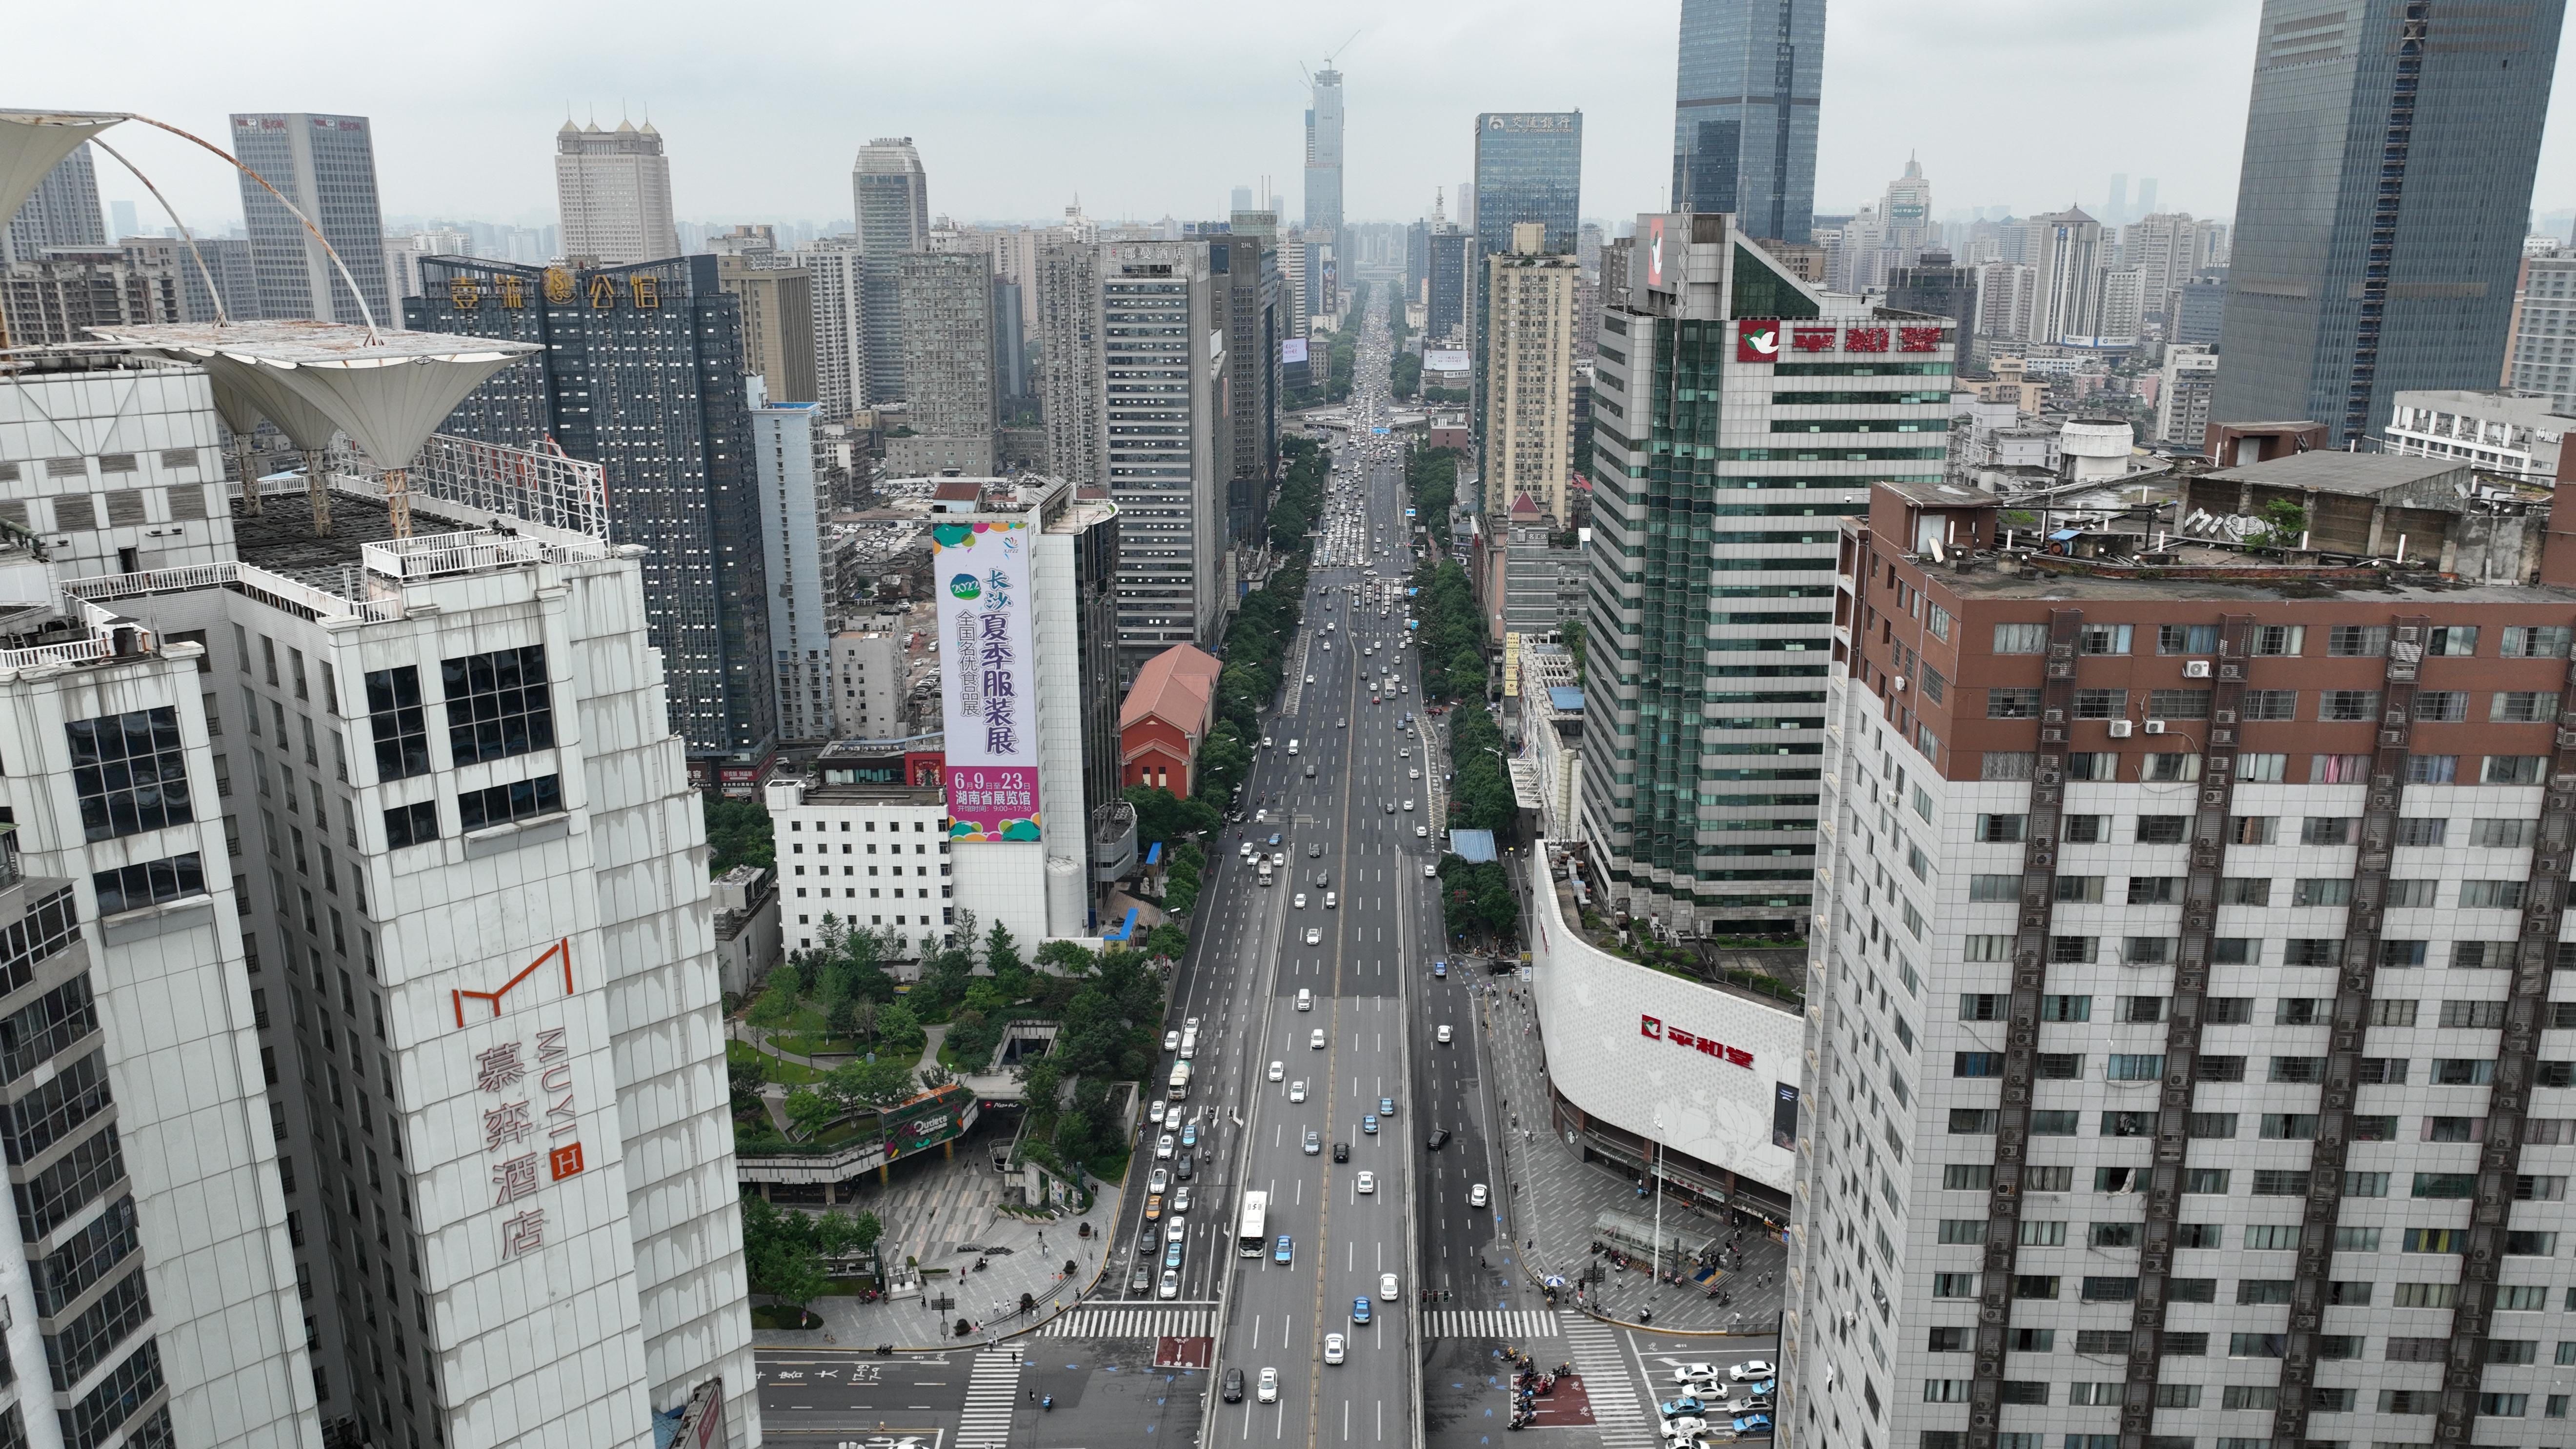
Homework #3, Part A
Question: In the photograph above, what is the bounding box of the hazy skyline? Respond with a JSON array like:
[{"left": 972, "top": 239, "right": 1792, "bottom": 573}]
[{"left": 20, "top": 0, "right": 2576, "bottom": 238}]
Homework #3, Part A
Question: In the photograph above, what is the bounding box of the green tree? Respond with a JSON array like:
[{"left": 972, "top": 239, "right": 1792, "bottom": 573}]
[
  {"left": 745, "top": 972, "right": 801, "bottom": 1074},
  {"left": 741, "top": 1194, "right": 828, "bottom": 1322},
  {"left": 985, "top": 921, "right": 1024, "bottom": 978},
  {"left": 874, "top": 999, "right": 921, "bottom": 1047},
  {"left": 704, "top": 796, "right": 775, "bottom": 875},
  {"left": 1561, "top": 616, "right": 1587, "bottom": 684},
  {"left": 1145, "top": 922, "right": 1189, "bottom": 961},
  {"left": 783, "top": 1088, "right": 838, "bottom": 1139},
  {"left": 2246, "top": 499, "right": 2310, "bottom": 549},
  {"left": 1449, "top": 647, "right": 1486, "bottom": 701}
]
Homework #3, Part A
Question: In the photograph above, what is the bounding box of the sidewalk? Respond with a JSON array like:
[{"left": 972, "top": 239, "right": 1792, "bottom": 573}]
[
  {"left": 752, "top": 1122, "right": 1126, "bottom": 1350},
  {"left": 1479, "top": 982, "right": 1786, "bottom": 1334}
]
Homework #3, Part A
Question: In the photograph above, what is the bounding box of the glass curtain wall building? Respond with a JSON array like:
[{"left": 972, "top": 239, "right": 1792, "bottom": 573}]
[
  {"left": 1670, "top": 0, "right": 1826, "bottom": 245},
  {"left": 1472, "top": 113, "right": 1583, "bottom": 475}
]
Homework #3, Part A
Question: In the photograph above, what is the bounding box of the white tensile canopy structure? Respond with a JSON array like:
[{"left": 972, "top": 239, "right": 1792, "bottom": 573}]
[{"left": 89, "top": 322, "right": 542, "bottom": 538}]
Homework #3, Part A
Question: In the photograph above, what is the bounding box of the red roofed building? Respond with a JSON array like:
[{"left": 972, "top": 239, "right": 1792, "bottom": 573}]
[{"left": 1119, "top": 643, "right": 1223, "bottom": 795}]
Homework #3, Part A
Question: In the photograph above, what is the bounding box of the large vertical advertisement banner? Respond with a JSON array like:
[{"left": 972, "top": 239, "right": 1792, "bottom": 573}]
[{"left": 933, "top": 518, "right": 1042, "bottom": 841}]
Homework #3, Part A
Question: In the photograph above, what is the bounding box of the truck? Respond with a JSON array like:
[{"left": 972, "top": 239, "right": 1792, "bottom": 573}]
[
  {"left": 1258, "top": 861, "right": 1274, "bottom": 887},
  {"left": 1168, "top": 1061, "right": 1191, "bottom": 1101}
]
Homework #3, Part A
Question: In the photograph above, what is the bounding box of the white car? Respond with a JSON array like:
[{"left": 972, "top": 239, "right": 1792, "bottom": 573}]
[
  {"left": 1324, "top": 1332, "right": 1347, "bottom": 1365},
  {"left": 1400, "top": 748, "right": 1411, "bottom": 758},
  {"left": 1294, "top": 892, "right": 1308, "bottom": 909},
  {"left": 1379, "top": 1272, "right": 1400, "bottom": 1301},
  {"left": 1157, "top": 1132, "right": 1176, "bottom": 1159},
  {"left": 1268, "top": 1060, "right": 1285, "bottom": 1082},
  {"left": 1671, "top": 1364, "right": 1724, "bottom": 1386},
  {"left": 1324, "top": 891, "right": 1338, "bottom": 908},
  {"left": 1166, "top": 1218, "right": 1187, "bottom": 1243},
  {"left": 1409, "top": 768, "right": 1420, "bottom": 780},
  {"left": 1305, "top": 927, "right": 1321, "bottom": 946},
  {"left": 1415, "top": 825, "right": 1428, "bottom": 838},
  {"left": 1274, "top": 851, "right": 1288, "bottom": 866},
  {"left": 1403, "top": 799, "right": 1415, "bottom": 812},
  {"left": 1305, "top": 674, "right": 1314, "bottom": 684},
  {"left": 1436, "top": 1025, "right": 1453, "bottom": 1044},
  {"left": 1310, "top": 1028, "right": 1327, "bottom": 1049},
  {"left": 1425, "top": 864, "right": 1438, "bottom": 878},
  {"left": 1730, "top": 1360, "right": 1777, "bottom": 1382},
  {"left": 1289, "top": 1080, "right": 1307, "bottom": 1103},
  {"left": 1469, "top": 1183, "right": 1489, "bottom": 1208},
  {"left": 1164, "top": 1029, "right": 1181, "bottom": 1051},
  {"left": 1356, "top": 1170, "right": 1375, "bottom": 1194},
  {"left": 1257, "top": 1367, "right": 1279, "bottom": 1403},
  {"left": 1160, "top": 1269, "right": 1179, "bottom": 1299}
]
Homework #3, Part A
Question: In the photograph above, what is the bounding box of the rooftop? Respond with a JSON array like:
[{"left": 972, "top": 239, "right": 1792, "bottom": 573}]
[
  {"left": 2201, "top": 450, "right": 2469, "bottom": 497},
  {"left": 85, "top": 320, "right": 537, "bottom": 366}
]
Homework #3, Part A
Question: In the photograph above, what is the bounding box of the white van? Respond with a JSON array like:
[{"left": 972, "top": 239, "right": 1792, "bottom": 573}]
[{"left": 1296, "top": 988, "right": 1313, "bottom": 1012}]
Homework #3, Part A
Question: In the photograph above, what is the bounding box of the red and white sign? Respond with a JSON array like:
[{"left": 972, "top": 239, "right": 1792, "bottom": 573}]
[
  {"left": 1778, "top": 323, "right": 1946, "bottom": 355},
  {"left": 1735, "top": 320, "right": 1781, "bottom": 363},
  {"left": 1641, "top": 1014, "right": 1754, "bottom": 1070}
]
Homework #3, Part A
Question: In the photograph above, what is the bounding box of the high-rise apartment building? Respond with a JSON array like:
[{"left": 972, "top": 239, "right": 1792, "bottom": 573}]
[
  {"left": 2214, "top": 0, "right": 2562, "bottom": 443},
  {"left": 1671, "top": 0, "right": 1825, "bottom": 243},
  {"left": 852, "top": 139, "right": 930, "bottom": 406},
  {"left": 2504, "top": 255, "right": 2576, "bottom": 413},
  {"left": 553, "top": 120, "right": 678, "bottom": 266},
  {"left": 1787, "top": 472, "right": 2576, "bottom": 1449},
  {"left": 2156, "top": 343, "right": 2219, "bottom": 445},
  {"left": 119, "top": 234, "right": 256, "bottom": 324},
  {"left": 801, "top": 238, "right": 868, "bottom": 420},
  {"left": 894, "top": 251, "right": 996, "bottom": 475},
  {"left": 2029, "top": 207, "right": 2104, "bottom": 347},
  {"left": 2120, "top": 211, "right": 2202, "bottom": 318},
  {"left": 1211, "top": 233, "right": 1280, "bottom": 549},
  {"left": 228, "top": 113, "right": 393, "bottom": 327},
  {"left": 3, "top": 143, "right": 103, "bottom": 263},
  {"left": 1879, "top": 155, "right": 1934, "bottom": 254},
  {"left": 717, "top": 256, "right": 817, "bottom": 403},
  {"left": 1474, "top": 113, "right": 1583, "bottom": 470},
  {"left": 0, "top": 245, "right": 176, "bottom": 346},
  {"left": 1036, "top": 232, "right": 1103, "bottom": 487},
  {"left": 1483, "top": 223, "right": 1580, "bottom": 522},
  {"left": 753, "top": 380, "right": 840, "bottom": 742},
  {"left": 1974, "top": 262, "right": 2036, "bottom": 343},
  {"left": 1582, "top": 211, "right": 1952, "bottom": 933},
  {"left": 1098, "top": 242, "right": 1227, "bottom": 676},
  {"left": 405, "top": 257, "right": 776, "bottom": 765},
  {"left": 1305, "top": 67, "right": 1345, "bottom": 234}
]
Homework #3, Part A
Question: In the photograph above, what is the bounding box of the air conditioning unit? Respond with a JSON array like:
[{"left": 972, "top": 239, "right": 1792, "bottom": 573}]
[
  {"left": 2107, "top": 720, "right": 2135, "bottom": 738},
  {"left": 2143, "top": 720, "right": 2168, "bottom": 735},
  {"left": 2183, "top": 660, "right": 2212, "bottom": 679},
  {"left": 1892, "top": 676, "right": 1909, "bottom": 691}
]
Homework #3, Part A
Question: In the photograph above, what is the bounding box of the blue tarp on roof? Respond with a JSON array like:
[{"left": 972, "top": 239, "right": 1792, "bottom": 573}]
[
  {"left": 1101, "top": 907, "right": 1140, "bottom": 943},
  {"left": 2049, "top": 529, "right": 2082, "bottom": 541},
  {"left": 1548, "top": 686, "right": 1585, "bottom": 712},
  {"left": 1145, "top": 841, "right": 1163, "bottom": 866},
  {"left": 1449, "top": 829, "right": 1499, "bottom": 863}
]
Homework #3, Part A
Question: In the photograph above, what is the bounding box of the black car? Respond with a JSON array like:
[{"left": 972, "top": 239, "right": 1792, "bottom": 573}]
[
  {"left": 1333, "top": 1142, "right": 1350, "bottom": 1162},
  {"left": 1223, "top": 1367, "right": 1247, "bottom": 1403},
  {"left": 1426, "top": 1127, "right": 1451, "bottom": 1151}
]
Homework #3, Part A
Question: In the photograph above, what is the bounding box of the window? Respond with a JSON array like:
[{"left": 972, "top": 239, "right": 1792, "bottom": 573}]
[
  {"left": 1942, "top": 1164, "right": 1992, "bottom": 1190},
  {"left": 2287, "top": 938, "right": 2344, "bottom": 966},
  {"left": 2397, "top": 816, "right": 2450, "bottom": 846},
  {"left": 2432, "top": 1058, "right": 2496, "bottom": 1085},
  {"left": 2207, "top": 998, "right": 2255, "bottom": 1024},
  {"left": 2077, "top": 624, "right": 2132, "bottom": 655},
  {"left": 2237, "top": 1279, "right": 2294, "bottom": 1304},
  {"left": 2011, "top": 1275, "right": 2058, "bottom": 1300},
  {"left": 2239, "top": 752, "right": 2287, "bottom": 782},
  {"left": 364, "top": 667, "right": 430, "bottom": 780},
  {"left": 1930, "top": 1273, "right": 1978, "bottom": 1298},
  {"left": 1968, "top": 874, "right": 2018, "bottom": 902},
  {"left": 2134, "top": 815, "right": 2187, "bottom": 844},
  {"left": 2147, "top": 688, "right": 2213, "bottom": 720},
  {"left": 2157, "top": 624, "right": 2219, "bottom": 655},
  {"left": 2040, "top": 994, "right": 2092, "bottom": 1022},
  {"left": 2370, "top": 998, "right": 2420, "bottom": 1026},
  {"left": 2102, "top": 1110, "right": 2153, "bottom": 1139},
  {"left": 2230, "top": 815, "right": 2278, "bottom": 845},
  {"left": 441, "top": 645, "right": 554, "bottom": 765},
  {"left": 2292, "top": 878, "right": 2351, "bottom": 907},
  {"left": 66, "top": 707, "right": 192, "bottom": 843},
  {"left": 2055, "top": 876, "right": 2105, "bottom": 903},
  {"left": 2250, "top": 624, "right": 2305, "bottom": 656},
  {"left": 2358, "top": 1058, "right": 2410, "bottom": 1085},
  {"left": 2037, "top": 1053, "right": 2083, "bottom": 1079},
  {"left": 382, "top": 803, "right": 436, "bottom": 851},
  {"left": 2141, "top": 752, "right": 2201, "bottom": 782},
  {"left": 2415, "top": 690, "right": 2469, "bottom": 722},
  {"left": 1954, "top": 1052, "right": 2003, "bottom": 1078},
  {"left": 2502, "top": 624, "right": 2572, "bottom": 659},
  {"left": 2031, "top": 1110, "right": 2080, "bottom": 1135},
  {"left": 2483, "top": 754, "right": 2548, "bottom": 785},
  {"left": 2027, "top": 1165, "right": 2073, "bottom": 1190},
  {"left": 2274, "top": 998, "right": 2323, "bottom": 1025},
  {"left": 1958, "top": 994, "right": 2005, "bottom": 1022},
  {"left": 2473, "top": 817, "right": 2534, "bottom": 848},
  {"left": 2406, "top": 753, "right": 2459, "bottom": 784},
  {"left": 2107, "top": 1054, "right": 2164, "bottom": 1080},
  {"left": 2123, "top": 937, "right": 2176, "bottom": 965},
  {"left": 2495, "top": 690, "right": 2561, "bottom": 723},
  {"left": 2327, "top": 624, "right": 2390, "bottom": 657},
  {"left": 1992, "top": 623, "right": 2048, "bottom": 653},
  {"left": 2300, "top": 815, "right": 2356, "bottom": 845},
  {"left": 2064, "top": 814, "right": 2107, "bottom": 843},
  {"left": 2461, "top": 880, "right": 2526, "bottom": 909},
  {"left": 2241, "top": 689, "right": 2298, "bottom": 721},
  {"left": 2127, "top": 876, "right": 2179, "bottom": 905},
  {"left": 91, "top": 853, "right": 205, "bottom": 915},
  {"left": 1987, "top": 687, "right": 2040, "bottom": 719},
  {"left": 2253, "top": 1169, "right": 2311, "bottom": 1195},
  {"left": 2260, "top": 1114, "right": 2318, "bottom": 1140},
  {"left": 1948, "top": 1109, "right": 1998, "bottom": 1135},
  {"left": 456, "top": 775, "right": 564, "bottom": 832},
  {"left": 2386, "top": 879, "right": 2438, "bottom": 908},
  {"left": 1980, "top": 751, "right": 2034, "bottom": 781},
  {"left": 1974, "top": 814, "right": 2026, "bottom": 843},
  {"left": 2453, "top": 940, "right": 2513, "bottom": 968},
  {"left": 2221, "top": 877, "right": 2272, "bottom": 906},
  {"left": 2270, "top": 1056, "right": 2326, "bottom": 1083},
  {"left": 2201, "top": 1056, "right": 2246, "bottom": 1082},
  {"left": 2429, "top": 624, "right": 2480, "bottom": 656},
  {"left": 2074, "top": 688, "right": 2128, "bottom": 719},
  {"left": 2442, "top": 999, "right": 2507, "bottom": 1029},
  {"left": 2320, "top": 689, "right": 2382, "bottom": 722},
  {"left": 2062, "top": 751, "right": 2115, "bottom": 781}
]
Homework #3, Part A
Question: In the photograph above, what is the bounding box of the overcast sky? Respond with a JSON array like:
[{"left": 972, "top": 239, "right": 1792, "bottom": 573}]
[{"left": 23, "top": 0, "right": 2576, "bottom": 236}]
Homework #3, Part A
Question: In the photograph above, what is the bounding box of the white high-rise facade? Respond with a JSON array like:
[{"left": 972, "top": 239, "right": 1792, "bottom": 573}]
[
  {"left": 801, "top": 240, "right": 868, "bottom": 421},
  {"left": 852, "top": 139, "right": 930, "bottom": 407},
  {"left": 2029, "top": 207, "right": 2103, "bottom": 346},
  {"left": 752, "top": 381, "right": 837, "bottom": 743},
  {"left": 553, "top": 120, "right": 679, "bottom": 267},
  {"left": 1881, "top": 156, "right": 1935, "bottom": 255}
]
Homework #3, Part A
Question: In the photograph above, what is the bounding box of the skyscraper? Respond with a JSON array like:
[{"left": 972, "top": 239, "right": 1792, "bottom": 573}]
[
  {"left": 1097, "top": 241, "right": 1228, "bottom": 676},
  {"left": 1482, "top": 222, "right": 1579, "bottom": 522},
  {"left": 2212, "top": 0, "right": 2564, "bottom": 443},
  {"left": 1473, "top": 113, "right": 1582, "bottom": 472},
  {"left": 801, "top": 237, "right": 868, "bottom": 419},
  {"left": 751, "top": 380, "right": 838, "bottom": 741},
  {"left": 1880, "top": 155, "right": 1934, "bottom": 254},
  {"left": 852, "top": 138, "right": 930, "bottom": 406},
  {"left": 1305, "top": 67, "right": 1345, "bottom": 234},
  {"left": 553, "top": 119, "right": 679, "bottom": 266},
  {"left": 406, "top": 257, "right": 777, "bottom": 763},
  {"left": 894, "top": 249, "right": 997, "bottom": 475},
  {"left": 2, "top": 142, "right": 103, "bottom": 263},
  {"left": 228, "top": 113, "right": 392, "bottom": 327},
  {"left": 2028, "top": 206, "right": 2103, "bottom": 345},
  {"left": 1035, "top": 230, "right": 1103, "bottom": 486},
  {"left": 716, "top": 254, "right": 817, "bottom": 402},
  {"left": 1670, "top": 0, "right": 1825, "bottom": 243}
]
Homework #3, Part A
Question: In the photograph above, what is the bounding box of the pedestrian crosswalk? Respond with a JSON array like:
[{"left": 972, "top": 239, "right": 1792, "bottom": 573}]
[
  {"left": 1425, "top": 1308, "right": 1559, "bottom": 1340},
  {"left": 1038, "top": 1305, "right": 1218, "bottom": 1338},
  {"left": 954, "top": 1344, "right": 1023, "bottom": 1449},
  {"left": 1563, "top": 1318, "right": 1653, "bottom": 1448}
]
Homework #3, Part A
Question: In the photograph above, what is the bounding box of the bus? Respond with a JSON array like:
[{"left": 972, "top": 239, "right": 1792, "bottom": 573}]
[
  {"left": 1236, "top": 1190, "right": 1268, "bottom": 1257},
  {"left": 1167, "top": 1061, "right": 1191, "bottom": 1101}
]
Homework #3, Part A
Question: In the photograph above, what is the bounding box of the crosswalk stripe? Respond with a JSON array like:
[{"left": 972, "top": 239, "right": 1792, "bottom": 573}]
[
  {"left": 1036, "top": 1306, "right": 1217, "bottom": 1338},
  {"left": 1562, "top": 1322, "right": 1653, "bottom": 1446},
  {"left": 953, "top": 1345, "right": 1023, "bottom": 1449},
  {"left": 1422, "top": 1309, "right": 1559, "bottom": 1339}
]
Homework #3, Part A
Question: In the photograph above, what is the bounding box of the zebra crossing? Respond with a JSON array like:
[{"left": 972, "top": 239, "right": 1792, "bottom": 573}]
[
  {"left": 1037, "top": 1305, "right": 1218, "bottom": 1338},
  {"left": 1562, "top": 1318, "right": 1654, "bottom": 1448},
  {"left": 953, "top": 1343, "right": 1024, "bottom": 1449},
  {"left": 1425, "top": 1308, "right": 1560, "bottom": 1340}
]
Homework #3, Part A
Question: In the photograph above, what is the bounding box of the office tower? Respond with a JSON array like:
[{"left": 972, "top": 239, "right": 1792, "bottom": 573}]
[
  {"left": 1880, "top": 155, "right": 1934, "bottom": 253},
  {"left": 2027, "top": 206, "right": 2103, "bottom": 345},
  {"left": 2134, "top": 176, "right": 2158, "bottom": 220},
  {"left": 1577, "top": 221, "right": 1604, "bottom": 279},
  {"left": 228, "top": 113, "right": 393, "bottom": 327},
  {"left": 2172, "top": 273, "right": 2227, "bottom": 349},
  {"left": 553, "top": 119, "right": 678, "bottom": 266},
  {"left": 1036, "top": 232, "right": 1103, "bottom": 487},
  {"left": 852, "top": 139, "right": 930, "bottom": 406},
  {"left": 2156, "top": 342, "right": 2218, "bottom": 444},
  {"left": 2214, "top": 0, "right": 2563, "bottom": 443},
  {"left": 1231, "top": 184, "right": 1254, "bottom": 215},
  {"left": 1305, "top": 67, "right": 1345, "bottom": 233},
  {"left": 2105, "top": 170, "right": 2128, "bottom": 226},
  {"left": 1474, "top": 113, "right": 1583, "bottom": 466},
  {"left": 120, "top": 233, "right": 256, "bottom": 323},
  {"left": 1482, "top": 223, "right": 1579, "bottom": 522},
  {"left": 800, "top": 238, "right": 867, "bottom": 419},
  {"left": 0, "top": 245, "right": 177, "bottom": 345},
  {"left": 1885, "top": 250, "right": 1980, "bottom": 363},
  {"left": 893, "top": 252, "right": 996, "bottom": 475},
  {"left": 3, "top": 143, "right": 104, "bottom": 263},
  {"left": 717, "top": 255, "right": 817, "bottom": 402},
  {"left": 1406, "top": 218, "right": 1429, "bottom": 302},
  {"left": 2120, "top": 211, "right": 2202, "bottom": 317},
  {"left": 991, "top": 277, "right": 1029, "bottom": 401},
  {"left": 1098, "top": 241, "right": 1226, "bottom": 675},
  {"left": 405, "top": 257, "right": 777, "bottom": 764},
  {"left": 1581, "top": 211, "right": 1952, "bottom": 932},
  {"left": 752, "top": 380, "right": 837, "bottom": 741},
  {"left": 2504, "top": 255, "right": 2576, "bottom": 411},
  {"left": 1670, "top": 0, "right": 1825, "bottom": 243},
  {"left": 1789, "top": 476, "right": 2576, "bottom": 1449},
  {"left": 1210, "top": 234, "right": 1279, "bottom": 548}
]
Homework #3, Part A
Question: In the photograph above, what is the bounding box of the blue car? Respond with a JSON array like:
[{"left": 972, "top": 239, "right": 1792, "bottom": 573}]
[
  {"left": 1164, "top": 1241, "right": 1183, "bottom": 1269},
  {"left": 1274, "top": 1234, "right": 1294, "bottom": 1264},
  {"left": 1362, "top": 1114, "right": 1378, "bottom": 1134},
  {"left": 1378, "top": 1096, "right": 1396, "bottom": 1117},
  {"left": 1268, "top": 833, "right": 1282, "bottom": 846},
  {"left": 1181, "top": 1123, "right": 1198, "bottom": 1147},
  {"left": 1732, "top": 1412, "right": 1773, "bottom": 1435},
  {"left": 1351, "top": 1296, "right": 1371, "bottom": 1324},
  {"left": 1659, "top": 1395, "right": 1704, "bottom": 1420}
]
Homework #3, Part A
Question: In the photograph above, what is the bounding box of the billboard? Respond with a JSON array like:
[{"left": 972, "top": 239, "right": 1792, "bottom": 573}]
[
  {"left": 1645, "top": 214, "right": 1667, "bottom": 290},
  {"left": 1772, "top": 1082, "right": 1801, "bottom": 1151},
  {"left": 1281, "top": 337, "right": 1309, "bottom": 365},
  {"left": 932, "top": 518, "right": 1041, "bottom": 842},
  {"left": 1423, "top": 349, "right": 1470, "bottom": 372}
]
